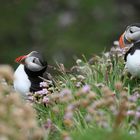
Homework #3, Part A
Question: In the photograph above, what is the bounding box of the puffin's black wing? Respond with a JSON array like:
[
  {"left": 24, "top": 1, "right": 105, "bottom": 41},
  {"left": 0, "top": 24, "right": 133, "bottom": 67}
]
[
  {"left": 124, "top": 41, "right": 140, "bottom": 61},
  {"left": 124, "top": 48, "right": 132, "bottom": 61}
]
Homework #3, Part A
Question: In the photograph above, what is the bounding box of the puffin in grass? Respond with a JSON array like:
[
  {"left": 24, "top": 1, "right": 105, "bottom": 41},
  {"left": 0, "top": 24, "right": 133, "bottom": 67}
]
[
  {"left": 14, "top": 51, "right": 54, "bottom": 96},
  {"left": 119, "top": 23, "right": 140, "bottom": 77}
]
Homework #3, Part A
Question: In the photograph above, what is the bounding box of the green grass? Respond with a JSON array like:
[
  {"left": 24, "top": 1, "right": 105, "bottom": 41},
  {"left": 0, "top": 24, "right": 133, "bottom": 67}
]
[
  {"left": 72, "top": 128, "right": 140, "bottom": 140},
  {"left": 33, "top": 46, "right": 140, "bottom": 140}
]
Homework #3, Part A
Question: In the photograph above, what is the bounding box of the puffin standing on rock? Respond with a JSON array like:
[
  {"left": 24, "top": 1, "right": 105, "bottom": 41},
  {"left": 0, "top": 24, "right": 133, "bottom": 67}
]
[
  {"left": 119, "top": 23, "right": 140, "bottom": 77},
  {"left": 14, "top": 51, "right": 54, "bottom": 96}
]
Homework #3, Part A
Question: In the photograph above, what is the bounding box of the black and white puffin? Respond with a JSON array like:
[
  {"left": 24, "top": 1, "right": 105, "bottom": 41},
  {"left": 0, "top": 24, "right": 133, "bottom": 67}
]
[
  {"left": 14, "top": 51, "right": 53, "bottom": 95},
  {"left": 119, "top": 23, "right": 140, "bottom": 77}
]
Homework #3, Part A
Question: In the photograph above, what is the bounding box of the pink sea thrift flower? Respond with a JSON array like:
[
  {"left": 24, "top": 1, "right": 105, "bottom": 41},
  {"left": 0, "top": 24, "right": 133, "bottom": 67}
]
[
  {"left": 42, "top": 96, "right": 50, "bottom": 104},
  {"left": 81, "top": 85, "right": 91, "bottom": 93},
  {"left": 28, "top": 96, "right": 34, "bottom": 102},
  {"left": 44, "top": 119, "right": 52, "bottom": 129},
  {"left": 36, "top": 88, "right": 48, "bottom": 95},
  {"left": 40, "top": 82, "right": 48, "bottom": 87},
  {"left": 135, "top": 111, "right": 140, "bottom": 119},
  {"left": 128, "top": 95, "right": 138, "bottom": 102},
  {"left": 66, "top": 104, "right": 75, "bottom": 111},
  {"left": 126, "top": 110, "right": 135, "bottom": 116},
  {"left": 60, "top": 89, "right": 72, "bottom": 97},
  {"left": 64, "top": 111, "right": 73, "bottom": 120}
]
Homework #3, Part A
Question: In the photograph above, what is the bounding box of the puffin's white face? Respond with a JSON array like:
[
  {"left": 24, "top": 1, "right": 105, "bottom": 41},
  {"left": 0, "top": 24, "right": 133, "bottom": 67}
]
[
  {"left": 125, "top": 26, "right": 140, "bottom": 42},
  {"left": 25, "top": 56, "right": 45, "bottom": 71},
  {"left": 15, "top": 51, "right": 47, "bottom": 72}
]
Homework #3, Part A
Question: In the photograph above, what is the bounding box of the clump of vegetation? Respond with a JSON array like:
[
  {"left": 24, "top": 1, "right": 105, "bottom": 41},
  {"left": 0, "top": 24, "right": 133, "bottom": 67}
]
[
  {"left": 1, "top": 42, "right": 140, "bottom": 140},
  {"left": 0, "top": 65, "right": 44, "bottom": 140},
  {"left": 28, "top": 42, "right": 140, "bottom": 140}
]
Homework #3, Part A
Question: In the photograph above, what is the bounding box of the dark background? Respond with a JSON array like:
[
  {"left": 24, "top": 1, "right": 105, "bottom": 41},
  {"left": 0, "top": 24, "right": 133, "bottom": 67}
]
[{"left": 1, "top": 0, "right": 140, "bottom": 68}]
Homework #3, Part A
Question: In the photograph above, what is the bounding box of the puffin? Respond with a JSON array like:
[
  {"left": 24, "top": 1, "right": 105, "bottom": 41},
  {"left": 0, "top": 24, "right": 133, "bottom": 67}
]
[
  {"left": 14, "top": 51, "right": 53, "bottom": 96},
  {"left": 119, "top": 23, "right": 140, "bottom": 77}
]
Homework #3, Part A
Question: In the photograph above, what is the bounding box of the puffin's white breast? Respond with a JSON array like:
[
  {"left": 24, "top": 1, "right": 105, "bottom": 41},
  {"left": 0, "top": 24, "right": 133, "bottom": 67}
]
[
  {"left": 14, "top": 64, "right": 31, "bottom": 95},
  {"left": 126, "top": 50, "right": 140, "bottom": 77}
]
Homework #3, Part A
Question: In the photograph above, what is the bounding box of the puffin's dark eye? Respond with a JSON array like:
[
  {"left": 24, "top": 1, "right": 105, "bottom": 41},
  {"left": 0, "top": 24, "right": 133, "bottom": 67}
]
[
  {"left": 130, "top": 28, "right": 133, "bottom": 33},
  {"left": 33, "top": 58, "right": 36, "bottom": 63}
]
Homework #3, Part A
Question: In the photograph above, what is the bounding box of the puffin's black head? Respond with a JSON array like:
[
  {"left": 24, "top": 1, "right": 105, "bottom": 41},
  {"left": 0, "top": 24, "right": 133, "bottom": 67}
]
[
  {"left": 127, "top": 23, "right": 140, "bottom": 29},
  {"left": 15, "top": 51, "right": 47, "bottom": 72},
  {"left": 119, "top": 23, "right": 140, "bottom": 48}
]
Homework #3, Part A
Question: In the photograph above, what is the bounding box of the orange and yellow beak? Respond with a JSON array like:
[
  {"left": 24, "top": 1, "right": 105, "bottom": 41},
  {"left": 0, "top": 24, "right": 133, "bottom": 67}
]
[
  {"left": 119, "top": 33, "right": 125, "bottom": 48},
  {"left": 119, "top": 32, "right": 133, "bottom": 48},
  {"left": 15, "top": 55, "right": 27, "bottom": 64}
]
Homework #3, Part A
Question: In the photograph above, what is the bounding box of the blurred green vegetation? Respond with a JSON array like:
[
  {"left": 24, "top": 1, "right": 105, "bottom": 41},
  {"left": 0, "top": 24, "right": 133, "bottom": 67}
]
[
  {"left": 0, "top": 0, "right": 140, "bottom": 68},
  {"left": 72, "top": 128, "right": 140, "bottom": 140}
]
